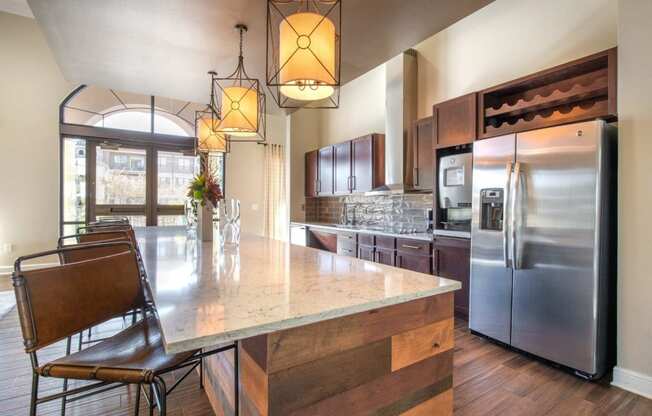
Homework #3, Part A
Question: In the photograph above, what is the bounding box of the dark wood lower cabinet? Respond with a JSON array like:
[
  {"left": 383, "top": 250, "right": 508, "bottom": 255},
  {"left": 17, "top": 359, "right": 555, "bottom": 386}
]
[
  {"left": 358, "top": 245, "right": 375, "bottom": 261},
  {"left": 374, "top": 247, "right": 396, "bottom": 266},
  {"left": 396, "top": 253, "right": 432, "bottom": 274},
  {"left": 396, "top": 238, "right": 433, "bottom": 274},
  {"left": 433, "top": 236, "right": 471, "bottom": 318}
]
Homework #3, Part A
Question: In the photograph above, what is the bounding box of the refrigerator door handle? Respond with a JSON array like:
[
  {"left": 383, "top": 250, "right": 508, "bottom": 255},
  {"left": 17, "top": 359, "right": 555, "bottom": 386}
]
[
  {"left": 503, "top": 162, "right": 513, "bottom": 268},
  {"left": 511, "top": 162, "right": 521, "bottom": 270}
]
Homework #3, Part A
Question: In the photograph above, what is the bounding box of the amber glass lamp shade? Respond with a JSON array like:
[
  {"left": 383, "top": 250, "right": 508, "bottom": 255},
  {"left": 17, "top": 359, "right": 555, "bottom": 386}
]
[
  {"left": 219, "top": 86, "right": 259, "bottom": 137},
  {"left": 279, "top": 12, "right": 336, "bottom": 101},
  {"left": 197, "top": 116, "right": 227, "bottom": 153}
]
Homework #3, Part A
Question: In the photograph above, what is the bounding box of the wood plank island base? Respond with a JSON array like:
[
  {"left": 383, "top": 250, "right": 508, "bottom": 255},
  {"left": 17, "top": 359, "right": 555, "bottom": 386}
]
[
  {"left": 136, "top": 227, "right": 460, "bottom": 416},
  {"left": 206, "top": 293, "right": 454, "bottom": 416}
]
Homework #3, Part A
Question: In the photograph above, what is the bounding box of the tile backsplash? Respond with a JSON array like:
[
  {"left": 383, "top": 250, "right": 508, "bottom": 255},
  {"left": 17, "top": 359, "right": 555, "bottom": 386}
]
[{"left": 305, "top": 193, "right": 433, "bottom": 233}]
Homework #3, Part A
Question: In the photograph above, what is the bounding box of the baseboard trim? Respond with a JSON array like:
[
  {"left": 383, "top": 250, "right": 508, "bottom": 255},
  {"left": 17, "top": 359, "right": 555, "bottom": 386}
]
[
  {"left": 612, "top": 366, "right": 652, "bottom": 399},
  {"left": 0, "top": 262, "right": 59, "bottom": 277}
]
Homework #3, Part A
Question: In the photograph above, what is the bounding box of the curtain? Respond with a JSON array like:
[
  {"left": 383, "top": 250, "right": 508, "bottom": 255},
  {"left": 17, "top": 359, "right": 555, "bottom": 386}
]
[{"left": 264, "top": 144, "right": 288, "bottom": 241}]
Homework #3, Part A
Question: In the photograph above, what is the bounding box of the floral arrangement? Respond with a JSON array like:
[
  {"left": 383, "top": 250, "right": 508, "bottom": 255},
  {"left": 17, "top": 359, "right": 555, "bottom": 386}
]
[{"left": 187, "top": 171, "right": 223, "bottom": 208}]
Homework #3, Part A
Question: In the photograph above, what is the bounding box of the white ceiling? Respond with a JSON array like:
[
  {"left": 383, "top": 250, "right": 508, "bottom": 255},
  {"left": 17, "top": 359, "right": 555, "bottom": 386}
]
[
  {"left": 0, "top": 0, "right": 33, "bottom": 18},
  {"left": 25, "top": 0, "right": 492, "bottom": 107}
]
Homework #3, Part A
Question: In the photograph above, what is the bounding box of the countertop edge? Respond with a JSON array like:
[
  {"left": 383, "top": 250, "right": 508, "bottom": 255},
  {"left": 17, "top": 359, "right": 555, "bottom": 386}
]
[
  {"left": 162, "top": 281, "right": 461, "bottom": 354},
  {"left": 291, "top": 221, "right": 434, "bottom": 242}
]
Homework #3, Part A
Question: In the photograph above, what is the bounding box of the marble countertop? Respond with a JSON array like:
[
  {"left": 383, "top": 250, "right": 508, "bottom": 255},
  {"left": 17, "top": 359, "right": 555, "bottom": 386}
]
[
  {"left": 291, "top": 221, "right": 434, "bottom": 242},
  {"left": 136, "top": 227, "right": 460, "bottom": 353}
]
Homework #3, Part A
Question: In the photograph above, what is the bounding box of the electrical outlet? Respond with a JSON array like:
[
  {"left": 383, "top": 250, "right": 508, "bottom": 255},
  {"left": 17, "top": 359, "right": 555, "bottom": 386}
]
[{"left": 251, "top": 204, "right": 259, "bottom": 211}]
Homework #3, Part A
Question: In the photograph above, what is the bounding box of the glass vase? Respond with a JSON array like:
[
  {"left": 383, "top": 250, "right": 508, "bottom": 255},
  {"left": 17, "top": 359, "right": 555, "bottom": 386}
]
[{"left": 219, "top": 198, "right": 241, "bottom": 247}]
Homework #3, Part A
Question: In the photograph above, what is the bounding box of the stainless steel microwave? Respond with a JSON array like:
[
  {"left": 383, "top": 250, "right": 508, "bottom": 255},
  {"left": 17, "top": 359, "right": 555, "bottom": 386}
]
[{"left": 438, "top": 152, "right": 473, "bottom": 209}]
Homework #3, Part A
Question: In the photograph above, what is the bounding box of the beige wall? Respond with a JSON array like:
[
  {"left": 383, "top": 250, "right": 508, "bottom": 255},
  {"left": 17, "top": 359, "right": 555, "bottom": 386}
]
[
  {"left": 0, "top": 12, "right": 71, "bottom": 268},
  {"left": 615, "top": 0, "right": 652, "bottom": 384},
  {"left": 414, "top": 0, "right": 617, "bottom": 117},
  {"left": 0, "top": 10, "right": 289, "bottom": 270},
  {"left": 319, "top": 63, "right": 386, "bottom": 145},
  {"left": 288, "top": 64, "right": 387, "bottom": 222},
  {"left": 225, "top": 113, "right": 288, "bottom": 237},
  {"left": 289, "top": 109, "right": 321, "bottom": 221}
]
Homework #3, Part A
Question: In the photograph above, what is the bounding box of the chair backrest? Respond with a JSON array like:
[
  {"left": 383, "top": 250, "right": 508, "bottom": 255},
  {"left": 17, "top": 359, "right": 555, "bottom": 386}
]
[
  {"left": 58, "top": 231, "right": 131, "bottom": 264},
  {"left": 89, "top": 217, "right": 130, "bottom": 226},
  {"left": 13, "top": 242, "right": 146, "bottom": 353},
  {"left": 78, "top": 225, "right": 138, "bottom": 247}
]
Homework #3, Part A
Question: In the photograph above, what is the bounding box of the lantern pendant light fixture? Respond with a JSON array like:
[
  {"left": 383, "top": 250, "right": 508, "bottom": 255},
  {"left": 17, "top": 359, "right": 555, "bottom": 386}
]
[
  {"left": 210, "top": 24, "right": 266, "bottom": 143},
  {"left": 195, "top": 71, "right": 230, "bottom": 154},
  {"left": 266, "top": 0, "right": 341, "bottom": 109}
]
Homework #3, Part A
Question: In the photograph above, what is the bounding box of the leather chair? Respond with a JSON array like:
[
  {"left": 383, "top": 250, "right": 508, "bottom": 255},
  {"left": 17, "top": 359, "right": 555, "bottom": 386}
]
[{"left": 12, "top": 241, "right": 233, "bottom": 416}]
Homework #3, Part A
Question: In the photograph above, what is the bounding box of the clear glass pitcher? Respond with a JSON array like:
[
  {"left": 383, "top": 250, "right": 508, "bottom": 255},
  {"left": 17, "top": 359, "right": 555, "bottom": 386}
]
[{"left": 219, "top": 198, "right": 241, "bottom": 246}]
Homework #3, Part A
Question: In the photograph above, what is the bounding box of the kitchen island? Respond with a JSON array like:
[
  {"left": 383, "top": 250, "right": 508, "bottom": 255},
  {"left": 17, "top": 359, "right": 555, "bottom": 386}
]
[{"left": 137, "top": 226, "right": 460, "bottom": 416}]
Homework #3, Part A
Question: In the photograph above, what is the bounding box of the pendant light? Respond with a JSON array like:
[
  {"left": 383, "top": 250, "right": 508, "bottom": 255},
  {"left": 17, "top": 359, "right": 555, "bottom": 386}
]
[
  {"left": 195, "top": 72, "right": 229, "bottom": 154},
  {"left": 210, "top": 24, "right": 266, "bottom": 143},
  {"left": 266, "top": 0, "right": 341, "bottom": 109},
  {"left": 195, "top": 108, "right": 229, "bottom": 154}
]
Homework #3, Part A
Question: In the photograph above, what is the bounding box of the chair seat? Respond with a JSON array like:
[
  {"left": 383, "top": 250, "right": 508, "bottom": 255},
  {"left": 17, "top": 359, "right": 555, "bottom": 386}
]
[{"left": 38, "top": 315, "right": 198, "bottom": 384}]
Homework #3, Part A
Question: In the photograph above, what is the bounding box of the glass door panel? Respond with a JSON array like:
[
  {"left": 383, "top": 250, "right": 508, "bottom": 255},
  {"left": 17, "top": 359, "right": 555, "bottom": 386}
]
[
  {"left": 62, "top": 138, "right": 87, "bottom": 234},
  {"left": 157, "top": 150, "right": 199, "bottom": 226},
  {"left": 94, "top": 145, "right": 147, "bottom": 221}
]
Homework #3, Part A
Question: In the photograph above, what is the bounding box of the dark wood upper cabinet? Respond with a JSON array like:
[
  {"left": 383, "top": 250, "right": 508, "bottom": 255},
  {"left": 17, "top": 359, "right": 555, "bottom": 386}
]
[
  {"left": 305, "top": 150, "right": 318, "bottom": 198},
  {"left": 411, "top": 117, "right": 434, "bottom": 191},
  {"left": 433, "top": 93, "right": 477, "bottom": 148},
  {"left": 317, "top": 146, "right": 334, "bottom": 196},
  {"left": 307, "top": 133, "right": 384, "bottom": 197},
  {"left": 351, "top": 134, "right": 385, "bottom": 193},
  {"left": 433, "top": 236, "right": 471, "bottom": 318},
  {"left": 333, "top": 141, "right": 352, "bottom": 195}
]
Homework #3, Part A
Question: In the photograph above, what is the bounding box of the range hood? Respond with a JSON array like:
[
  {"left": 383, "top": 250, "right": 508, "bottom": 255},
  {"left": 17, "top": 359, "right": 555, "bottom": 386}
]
[{"left": 367, "top": 49, "right": 418, "bottom": 196}]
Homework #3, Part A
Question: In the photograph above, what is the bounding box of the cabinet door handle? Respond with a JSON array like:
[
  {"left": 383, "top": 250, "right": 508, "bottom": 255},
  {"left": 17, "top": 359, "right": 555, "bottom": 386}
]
[
  {"left": 401, "top": 244, "right": 421, "bottom": 250},
  {"left": 351, "top": 175, "right": 356, "bottom": 190},
  {"left": 413, "top": 167, "right": 419, "bottom": 186},
  {"left": 433, "top": 249, "right": 440, "bottom": 274}
]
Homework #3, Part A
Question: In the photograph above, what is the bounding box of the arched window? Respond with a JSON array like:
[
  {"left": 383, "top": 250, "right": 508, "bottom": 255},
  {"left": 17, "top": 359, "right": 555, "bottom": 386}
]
[{"left": 59, "top": 85, "right": 225, "bottom": 234}]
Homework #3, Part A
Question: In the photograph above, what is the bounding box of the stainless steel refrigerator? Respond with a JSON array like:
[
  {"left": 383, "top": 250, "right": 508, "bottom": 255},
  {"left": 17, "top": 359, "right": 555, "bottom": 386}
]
[{"left": 469, "top": 120, "right": 617, "bottom": 379}]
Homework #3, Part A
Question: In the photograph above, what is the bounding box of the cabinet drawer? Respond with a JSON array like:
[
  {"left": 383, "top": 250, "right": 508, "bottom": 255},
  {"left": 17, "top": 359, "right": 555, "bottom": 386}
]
[
  {"left": 433, "top": 236, "right": 470, "bottom": 249},
  {"left": 358, "top": 233, "right": 375, "bottom": 247},
  {"left": 397, "top": 238, "right": 432, "bottom": 256},
  {"left": 375, "top": 235, "right": 396, "bottom": 250},
  {"left": 337, "top": 246, "right": 356, "bottom": 257},
  {"left": 337, "top": 231, "right": 357, "bottom": 253},
  {"left": 337, "top": 231, "right": 357, "bottom": 242}
]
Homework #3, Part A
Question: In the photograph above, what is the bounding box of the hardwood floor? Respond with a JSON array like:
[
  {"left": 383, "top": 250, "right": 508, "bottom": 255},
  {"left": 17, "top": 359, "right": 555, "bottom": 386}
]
[
  {"left": 452, "top": 319, "right": 652, "bottom": 416},
  {"left": 1, "top": 302, "right": 650, "bottom": 415}
]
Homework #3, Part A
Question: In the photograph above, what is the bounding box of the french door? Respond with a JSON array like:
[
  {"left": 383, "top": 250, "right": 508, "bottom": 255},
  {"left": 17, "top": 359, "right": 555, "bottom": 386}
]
[
  {"left": 91, "top": 144, "right": 148, "bottom": 225},
  {"left": 61, "top": 137, "right": 199, "bottom": 234}
]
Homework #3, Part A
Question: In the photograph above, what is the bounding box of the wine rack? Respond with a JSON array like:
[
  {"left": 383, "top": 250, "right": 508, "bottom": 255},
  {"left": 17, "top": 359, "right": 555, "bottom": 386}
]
[{"left": 478, "top": 48, "right": 617, "bottom": 139}]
